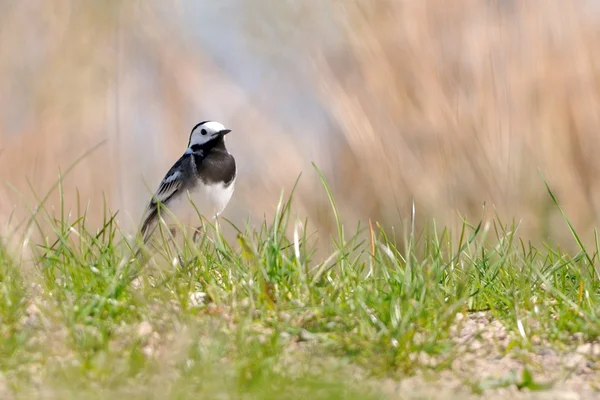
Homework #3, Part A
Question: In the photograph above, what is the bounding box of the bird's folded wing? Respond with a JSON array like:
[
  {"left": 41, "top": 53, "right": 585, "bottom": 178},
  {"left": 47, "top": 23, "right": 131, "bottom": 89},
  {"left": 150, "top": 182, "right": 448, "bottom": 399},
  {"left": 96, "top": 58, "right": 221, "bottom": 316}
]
[
  {"left": 153, "top": 170, "right": 183, "bottom": 205},
  {"left": 139, "top": 156, "right": 187, "bottom": 239}
]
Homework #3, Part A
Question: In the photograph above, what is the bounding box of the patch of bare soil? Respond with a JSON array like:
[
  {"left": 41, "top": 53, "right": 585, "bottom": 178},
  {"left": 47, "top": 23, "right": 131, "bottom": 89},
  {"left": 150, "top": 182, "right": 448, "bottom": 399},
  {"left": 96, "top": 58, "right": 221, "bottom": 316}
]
[{"left": 378, "top": 312, "right": 599, "bottom": 400}]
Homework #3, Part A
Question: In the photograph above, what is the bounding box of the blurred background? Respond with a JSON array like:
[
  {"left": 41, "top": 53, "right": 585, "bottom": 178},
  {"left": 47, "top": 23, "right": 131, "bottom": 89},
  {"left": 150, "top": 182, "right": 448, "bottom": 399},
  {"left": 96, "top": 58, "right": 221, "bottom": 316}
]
[{"left": 2, "top": 0, "right": 600, "bottom": 248}]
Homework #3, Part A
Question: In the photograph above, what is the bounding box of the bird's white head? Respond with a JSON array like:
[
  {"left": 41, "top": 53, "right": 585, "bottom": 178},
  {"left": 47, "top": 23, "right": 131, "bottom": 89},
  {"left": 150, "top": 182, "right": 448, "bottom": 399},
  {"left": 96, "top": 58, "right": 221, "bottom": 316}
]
[{"left": 187, "top": 120, "right": 232, "bottom": 148}]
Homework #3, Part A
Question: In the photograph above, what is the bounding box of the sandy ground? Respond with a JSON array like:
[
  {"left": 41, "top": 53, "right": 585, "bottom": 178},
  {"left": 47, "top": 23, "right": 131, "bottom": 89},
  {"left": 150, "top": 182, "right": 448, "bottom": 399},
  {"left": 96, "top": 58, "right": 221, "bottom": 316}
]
[
  {"left": 1, "top": 304, "right": 598, "bottom": 399},
  {"left": 375, "top": 313, "right": 599, "bottom": 400}
]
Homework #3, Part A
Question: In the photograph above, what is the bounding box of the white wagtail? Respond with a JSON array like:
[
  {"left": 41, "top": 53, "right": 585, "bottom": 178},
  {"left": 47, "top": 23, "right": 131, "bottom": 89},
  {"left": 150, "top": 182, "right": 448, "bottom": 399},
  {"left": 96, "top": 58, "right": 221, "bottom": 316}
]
[{"left": 139, "top": 120, "right": 236, "bottom": 244}]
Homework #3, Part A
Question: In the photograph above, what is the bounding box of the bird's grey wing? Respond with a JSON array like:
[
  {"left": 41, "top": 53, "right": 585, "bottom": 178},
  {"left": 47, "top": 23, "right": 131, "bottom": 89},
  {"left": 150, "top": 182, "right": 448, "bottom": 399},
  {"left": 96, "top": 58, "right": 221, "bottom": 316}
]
[{"left": 140, "top": 155, "right": 189, "bottom": 240}]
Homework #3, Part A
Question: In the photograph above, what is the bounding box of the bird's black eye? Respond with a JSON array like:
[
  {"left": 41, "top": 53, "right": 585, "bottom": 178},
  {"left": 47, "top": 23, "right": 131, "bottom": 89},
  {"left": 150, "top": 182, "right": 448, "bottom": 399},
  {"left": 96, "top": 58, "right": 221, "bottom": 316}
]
[{"left": 200, "top": 129, "right": 207, "bottom": 135}]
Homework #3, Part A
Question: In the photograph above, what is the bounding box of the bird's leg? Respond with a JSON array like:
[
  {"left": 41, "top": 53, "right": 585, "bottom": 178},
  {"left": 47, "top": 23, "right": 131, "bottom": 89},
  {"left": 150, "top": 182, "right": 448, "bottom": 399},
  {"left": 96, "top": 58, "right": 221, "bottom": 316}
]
[
  {"left": 193, "top": 225, "right": 205, "bottom": 244},
  {"left": 167, "top": 227, "right": 185, "bottom": 267}
]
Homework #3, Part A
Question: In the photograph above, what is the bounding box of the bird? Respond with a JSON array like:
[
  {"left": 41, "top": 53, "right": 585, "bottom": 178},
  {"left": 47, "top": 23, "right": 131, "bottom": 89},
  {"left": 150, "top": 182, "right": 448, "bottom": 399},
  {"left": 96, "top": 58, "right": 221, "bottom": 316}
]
[{"left": 139, "top": 120, "right": 236, "bottom": 245}]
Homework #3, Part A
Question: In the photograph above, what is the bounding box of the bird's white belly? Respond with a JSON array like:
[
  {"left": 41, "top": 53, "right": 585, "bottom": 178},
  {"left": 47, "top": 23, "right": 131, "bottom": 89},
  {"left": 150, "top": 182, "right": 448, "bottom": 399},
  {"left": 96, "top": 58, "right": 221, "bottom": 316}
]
[{"left": 165, "top": 179, "right": 235, "bottom": 227}]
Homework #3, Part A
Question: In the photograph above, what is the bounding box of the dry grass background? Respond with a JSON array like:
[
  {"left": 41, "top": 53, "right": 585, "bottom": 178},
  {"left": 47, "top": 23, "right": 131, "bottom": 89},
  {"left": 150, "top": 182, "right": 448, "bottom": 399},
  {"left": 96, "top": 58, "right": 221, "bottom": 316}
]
[{"left": 2, "top": 0, "right": 600, "bottom": 250}]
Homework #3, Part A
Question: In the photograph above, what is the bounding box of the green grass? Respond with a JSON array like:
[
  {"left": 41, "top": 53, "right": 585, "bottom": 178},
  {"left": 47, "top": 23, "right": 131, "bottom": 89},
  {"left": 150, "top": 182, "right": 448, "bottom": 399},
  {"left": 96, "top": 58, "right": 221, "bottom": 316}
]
[{"left": 1, "top": 168, "right": 600, "bottom": 398}]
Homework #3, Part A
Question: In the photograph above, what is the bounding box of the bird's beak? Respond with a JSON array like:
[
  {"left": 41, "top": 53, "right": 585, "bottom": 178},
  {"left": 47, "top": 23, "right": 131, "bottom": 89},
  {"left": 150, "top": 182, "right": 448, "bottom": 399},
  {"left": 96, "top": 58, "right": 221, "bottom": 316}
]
[{"left": 219, "top": 129, "right": 232, "bottom": 136}]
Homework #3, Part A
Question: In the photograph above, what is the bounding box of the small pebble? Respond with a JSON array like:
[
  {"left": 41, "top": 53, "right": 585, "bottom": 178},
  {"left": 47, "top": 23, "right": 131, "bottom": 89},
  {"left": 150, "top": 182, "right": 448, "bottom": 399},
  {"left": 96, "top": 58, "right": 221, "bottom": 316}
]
[{"left": 137, "top": 321, "right": 153, "bottom": 338}]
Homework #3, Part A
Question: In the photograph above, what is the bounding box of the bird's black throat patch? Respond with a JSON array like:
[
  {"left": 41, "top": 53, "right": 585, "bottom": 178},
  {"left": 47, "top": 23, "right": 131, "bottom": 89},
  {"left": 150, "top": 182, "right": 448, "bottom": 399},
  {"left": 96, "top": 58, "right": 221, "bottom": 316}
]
[{"left": 193, "top": 137, "right": 236, "bottom": 185}]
